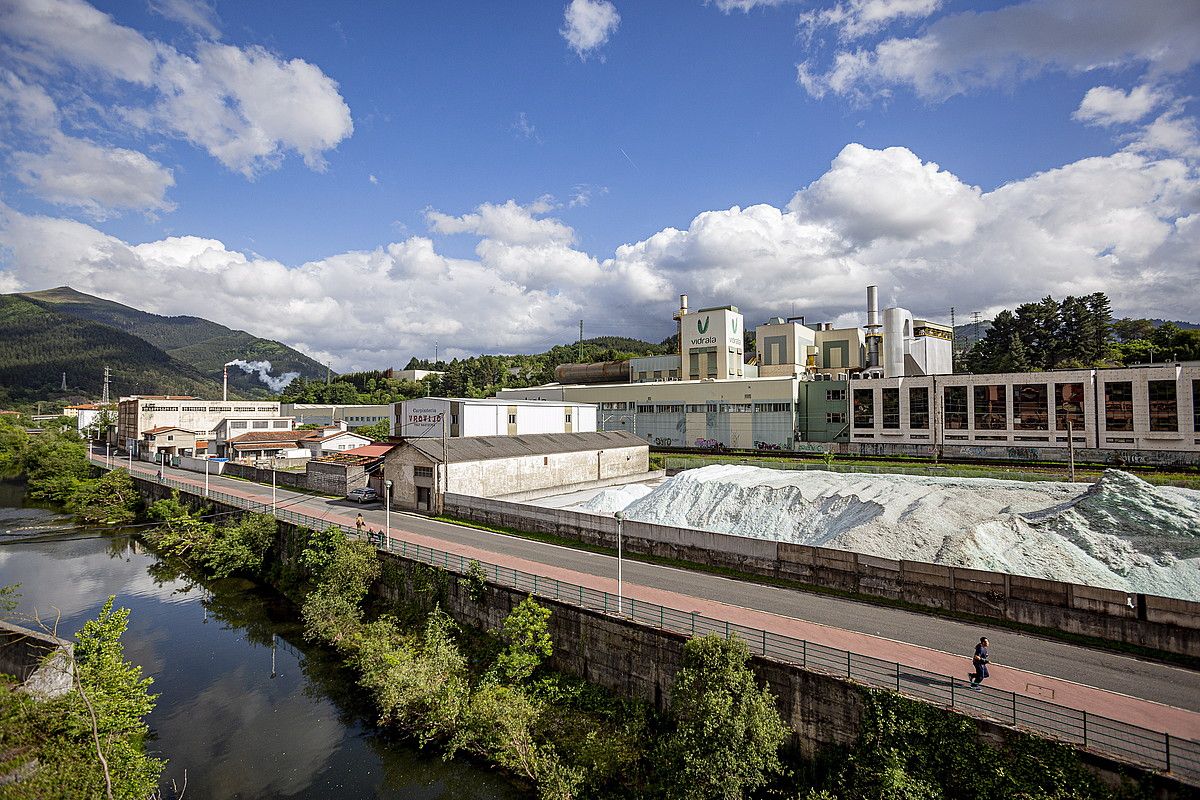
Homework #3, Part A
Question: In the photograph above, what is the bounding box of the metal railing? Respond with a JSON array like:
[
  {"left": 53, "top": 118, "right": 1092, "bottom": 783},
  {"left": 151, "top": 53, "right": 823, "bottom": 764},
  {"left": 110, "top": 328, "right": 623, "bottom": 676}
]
[{"left": 99, "top": 457, "right": 1200, "bottom": 785}]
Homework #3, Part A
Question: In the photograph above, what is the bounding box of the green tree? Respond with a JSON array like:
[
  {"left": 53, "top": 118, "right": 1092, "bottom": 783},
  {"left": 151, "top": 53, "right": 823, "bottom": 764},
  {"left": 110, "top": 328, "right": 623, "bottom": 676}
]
[
  {"left": 656, "top": 635, "right": 788, "bottom": 800},
  {"left": 492, "top": 596, "right": 553, "bottom": 685},
  {"left": 1112, "top": 317, "right": 1156, "bottom": 342},
  {"left": 203, "top": 513, "right": 277, "bottom": 579},
  {"left": 22, "top": 430, "right": 92, "bottom": 504},
  {"left": 71, "top": 467, "right": 140, "bottom": 525},
  {"left": 355, "top": 419, "right": 391, "bottom": 441},
  {"left": 0, "top": 414, "right": 30, "bottom": 475}
]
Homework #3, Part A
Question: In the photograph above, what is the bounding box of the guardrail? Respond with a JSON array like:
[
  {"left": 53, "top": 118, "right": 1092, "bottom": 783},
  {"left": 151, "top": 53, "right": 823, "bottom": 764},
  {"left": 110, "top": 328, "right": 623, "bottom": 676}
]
[{"left": 99, "top": 457, "right": 1200, "bottom": 785}]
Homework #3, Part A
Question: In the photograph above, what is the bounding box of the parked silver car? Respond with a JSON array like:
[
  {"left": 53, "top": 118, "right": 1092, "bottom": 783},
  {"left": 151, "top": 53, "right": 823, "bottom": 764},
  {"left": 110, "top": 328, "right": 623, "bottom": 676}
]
[{"left": 346, "top": 487, "right": 378, "bottom": 503}]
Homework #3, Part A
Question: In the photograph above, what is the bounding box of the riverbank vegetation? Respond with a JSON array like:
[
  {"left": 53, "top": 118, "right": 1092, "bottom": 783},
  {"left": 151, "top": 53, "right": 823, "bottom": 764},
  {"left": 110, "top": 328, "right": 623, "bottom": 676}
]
[
  {"left": 0, "top": 416, "right": 142, "bottom": 523},
  {"left": 0, "top": 596, "right": 164, "bottom": 798}
]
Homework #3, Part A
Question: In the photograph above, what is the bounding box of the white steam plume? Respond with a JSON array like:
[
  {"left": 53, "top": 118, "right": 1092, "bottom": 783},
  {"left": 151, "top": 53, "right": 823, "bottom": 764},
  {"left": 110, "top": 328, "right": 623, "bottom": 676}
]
[{"left": 225, "top": 359, "right": 300, "bottom": 392}]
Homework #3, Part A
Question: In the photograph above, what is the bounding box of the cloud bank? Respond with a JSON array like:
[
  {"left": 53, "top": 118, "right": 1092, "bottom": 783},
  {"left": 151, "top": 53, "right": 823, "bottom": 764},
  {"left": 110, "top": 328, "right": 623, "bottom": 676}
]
[{"left": 2, "top": 133, "right": 1196, "bottom": 371}]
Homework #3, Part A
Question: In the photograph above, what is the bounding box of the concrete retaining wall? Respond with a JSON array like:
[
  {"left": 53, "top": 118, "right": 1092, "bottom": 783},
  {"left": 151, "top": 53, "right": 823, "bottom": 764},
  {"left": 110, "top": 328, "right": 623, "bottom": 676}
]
[
  {"left": 220, "top": 462, "right": 309, "bottom": 490},
  {"left": 0, "top": 620, "right": 74, "bottom": 699},
  {"left": 372, "top": 551, "right": 1181, "bottom": 793},
  {"left": 834, "top": 441, "right": 1200, "bottom": 468},
  {"left": 444, "top": 493, "right": 1200, "bottom": 659}
]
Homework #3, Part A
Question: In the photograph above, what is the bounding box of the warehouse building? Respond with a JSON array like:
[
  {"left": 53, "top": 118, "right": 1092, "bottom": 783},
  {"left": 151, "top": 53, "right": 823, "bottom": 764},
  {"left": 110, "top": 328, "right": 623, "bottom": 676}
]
[
  {"left": 394, "top": 398, "right": 597, "bottom": 439},
  {"left": 280, "top": 403, "right": 393, "bottom": 432},
  {"left": 381, "top": 430, "right": 649, "bottom": 512}
]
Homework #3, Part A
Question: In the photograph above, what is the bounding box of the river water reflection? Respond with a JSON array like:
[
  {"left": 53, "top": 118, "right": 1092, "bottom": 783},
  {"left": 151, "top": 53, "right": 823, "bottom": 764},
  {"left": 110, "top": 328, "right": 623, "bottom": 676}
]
[{"left": 0, "top": 480, "right": 520, "bottom": 799}]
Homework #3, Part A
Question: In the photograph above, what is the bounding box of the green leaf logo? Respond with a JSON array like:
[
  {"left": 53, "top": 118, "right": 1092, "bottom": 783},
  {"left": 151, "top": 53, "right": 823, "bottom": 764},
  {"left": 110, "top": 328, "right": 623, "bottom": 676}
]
[
  {"left": 697, "top": 316, "right": 710, "bottom": 334},
  {"left": 731, "top": 317, "right": 739, "bottom": 334}
]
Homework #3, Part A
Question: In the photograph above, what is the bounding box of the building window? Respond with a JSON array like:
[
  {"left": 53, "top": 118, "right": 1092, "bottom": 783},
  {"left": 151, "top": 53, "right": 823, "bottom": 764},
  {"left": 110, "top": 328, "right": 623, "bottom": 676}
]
[
  {"left": 273, "top": 420, "right": 289, "bottom": 428},
  {"left": 415, "top": 466, "right": 433, "bottom": 478},
  {"left": 853, "top": 389, "right": 874, "bottom": 428},
  {"left": 974, "top": 385, "right": 1007, "bottom": 430},
  {"left": 754, "top": 403, "right": 790, "bottom": 413},
  {"left": 636, "top": 405, "right": 654, "bottom": 413},
  {"left": 944, "top": 386, "right": 968, "bottom": 430},
  {"left": 253, "top": 420, "right": 269, "bottom": 429},
  {"left": 1148, "top": 380, "right": 1178, "bottom": 432},
  {"left": 1194, "top": 380, "right": 1200, "bottom": 433},
  {"left": 1104, "top": 381, "right": 1134, "bottom": 431},
  {"left": 827, "top": 389, "right": 845, "bottom": 402},
  {"left": 881, "top": 388, "right": 900, "bottom": 429},
  {"left": 507, "top": 414, "right": 517, "bottom": 424},
  {"left": 1055, "top": 383, "right": 1085, "bottom": 431},
  {"left": 685, "top": 404, "right": 707, "bottom": 413},
  {"left": 230, "top": 421, "right": 247, "bottom": 429},
  {"left": 1014, "top": 384, "right": 1048, "bottom": 430},
  {"left": 827, "top": 412, "right": 846, "bottom": 425},
  {"left": 908, "top": 387, "right": 929, "bottom": 429},
  {"left": 451, "top": 414, "right": 459, "bottom": 425}
]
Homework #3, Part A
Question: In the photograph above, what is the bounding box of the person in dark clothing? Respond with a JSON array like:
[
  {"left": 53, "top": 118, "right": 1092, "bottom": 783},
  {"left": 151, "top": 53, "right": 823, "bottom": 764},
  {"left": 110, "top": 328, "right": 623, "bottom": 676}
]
[{"left": 969, "top": 637, "right": 990, "bottom": 689}]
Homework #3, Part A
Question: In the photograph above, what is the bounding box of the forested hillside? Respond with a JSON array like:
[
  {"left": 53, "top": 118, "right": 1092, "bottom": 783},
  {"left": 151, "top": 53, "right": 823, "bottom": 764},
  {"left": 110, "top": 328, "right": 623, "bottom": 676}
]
[
  {"left": 0, "top": 295, "right": 225, "bottom": 404},
  {"left": 282, "top": 335, "right": 672, "bottom": 405},
  {"left": 19, "top": 286, "right": 328, "bottom": 395}
]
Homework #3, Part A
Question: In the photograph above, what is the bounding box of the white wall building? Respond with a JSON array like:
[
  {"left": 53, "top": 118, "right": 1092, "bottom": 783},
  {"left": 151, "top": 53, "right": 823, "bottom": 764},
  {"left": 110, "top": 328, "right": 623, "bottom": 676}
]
[
  {"left": 117, "top": 397, "right": 283, "bottom": 454},
  {"left": 280, "top": 403, "right": 393, "bottom": 432},
  {"left": 395, "top": 398, "right": 597, "bottom": 439}
]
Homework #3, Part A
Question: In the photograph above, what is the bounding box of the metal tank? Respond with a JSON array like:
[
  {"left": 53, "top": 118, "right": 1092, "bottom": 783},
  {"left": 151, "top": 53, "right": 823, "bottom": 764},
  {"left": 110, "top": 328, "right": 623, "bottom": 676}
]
[{"left": 553, "top": 361, "right": 631, "bottom": 384}]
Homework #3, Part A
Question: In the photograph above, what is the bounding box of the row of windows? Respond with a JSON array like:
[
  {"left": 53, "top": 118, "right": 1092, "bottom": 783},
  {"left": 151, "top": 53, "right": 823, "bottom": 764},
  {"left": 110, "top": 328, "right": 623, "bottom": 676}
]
[{"left": 853, "top": 380, "right": 1199, "bottom": 434}]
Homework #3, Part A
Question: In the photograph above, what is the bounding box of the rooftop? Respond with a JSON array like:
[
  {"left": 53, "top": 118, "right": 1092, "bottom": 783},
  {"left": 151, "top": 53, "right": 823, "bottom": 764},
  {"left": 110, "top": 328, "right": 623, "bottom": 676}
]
[
  {"left": 226, "top": 430, "right": 307, "bottom": 445},
  {"left": 398, "top": 430, "right": 646, "bottom": 463},
  {"left": 406, "top": 397, "right": 596, "bottom": 407},
  {"left": 143, "top": 426, "right": 194, "bottom": 435}
]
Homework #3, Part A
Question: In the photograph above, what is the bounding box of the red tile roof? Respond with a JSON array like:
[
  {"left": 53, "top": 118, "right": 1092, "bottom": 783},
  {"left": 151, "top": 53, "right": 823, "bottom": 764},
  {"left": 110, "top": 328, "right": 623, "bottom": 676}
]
[{"left": 143, "top": 426, "right": 193, "bottom": 435}]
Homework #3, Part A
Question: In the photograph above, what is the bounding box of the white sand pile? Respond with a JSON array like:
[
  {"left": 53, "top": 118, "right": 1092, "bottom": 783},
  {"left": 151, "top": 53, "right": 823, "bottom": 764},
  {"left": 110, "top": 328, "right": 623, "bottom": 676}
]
[
  {"left": 601, "top": 465, "right": 1200, "bottom": 600},
  {"left": 578, "top": 483, "right": 656, "bottom": 514}
]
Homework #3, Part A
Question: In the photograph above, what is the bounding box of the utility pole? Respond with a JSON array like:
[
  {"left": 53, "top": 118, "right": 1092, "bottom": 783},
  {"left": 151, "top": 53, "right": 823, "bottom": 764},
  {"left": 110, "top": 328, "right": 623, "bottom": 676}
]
[
  {"left": 60, "top": 372, "right": 67, "bottom": 391},
  {"left": 578, "top": 320, "right": 584, "bottom": 363},
  {"left": 326, "top": 363, "right": 331, "bottom": 385},
  {"left": 101, "top": 366, "right": 110, "bottom": 404},
  {"left": 434, "top": 340, "right": 439, "bottom": 365},
  {"left": 971, "top": 311, "right": 982, "bottom": 348}
]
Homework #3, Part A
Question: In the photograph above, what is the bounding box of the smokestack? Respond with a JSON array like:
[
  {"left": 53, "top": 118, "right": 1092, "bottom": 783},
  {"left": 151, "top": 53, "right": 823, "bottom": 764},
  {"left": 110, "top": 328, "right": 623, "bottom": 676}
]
[
  {"left": 223, "top": 364, "right": 228, "bottom": 401},
  {"left": 680, "top": 294, "right": 688, "bottom": 315},
  {"left": 865, "top": 285, "right": 882, "bottom": 370},
  {"left": 675, "top": 294, "right": 689, "bottom": 368}
]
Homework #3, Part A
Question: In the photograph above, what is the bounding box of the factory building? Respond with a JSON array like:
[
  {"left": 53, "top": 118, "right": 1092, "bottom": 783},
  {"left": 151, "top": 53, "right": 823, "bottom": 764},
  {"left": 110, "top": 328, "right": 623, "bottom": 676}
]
[
  {"left": 394, "top": 397, "right": 597, "bottom": 439},
  {"left": 280, "top": 403, "right": 393, "bottom": 432},
  {"left": 116, "top": 397, "right": 283, "bottom": 455},
  {"left": 849, "top": 364, "right": 1200, "bottom": 458}
]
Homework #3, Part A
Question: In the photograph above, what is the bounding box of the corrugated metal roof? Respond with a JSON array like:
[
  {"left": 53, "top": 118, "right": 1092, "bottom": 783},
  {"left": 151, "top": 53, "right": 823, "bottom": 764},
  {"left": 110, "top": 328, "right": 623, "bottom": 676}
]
[{"left": 400, "top": 430, "right": 646, "bottom": 463}]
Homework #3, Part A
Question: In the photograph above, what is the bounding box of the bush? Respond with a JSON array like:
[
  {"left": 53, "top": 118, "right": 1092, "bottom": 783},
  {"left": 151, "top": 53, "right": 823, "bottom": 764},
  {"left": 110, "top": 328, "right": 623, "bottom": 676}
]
[
  {"left": 71, "top": 467, "right": 140, "bottom": 525},
  {"left": 492, "top": 596, "right": 553, "bottom": 685},
  {"left": 656, "top": 635, "right": 788, "bottom": 800}
]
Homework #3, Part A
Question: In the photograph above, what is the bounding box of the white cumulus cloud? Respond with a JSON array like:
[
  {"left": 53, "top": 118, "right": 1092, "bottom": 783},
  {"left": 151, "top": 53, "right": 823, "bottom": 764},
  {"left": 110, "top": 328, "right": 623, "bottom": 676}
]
[
  {"left": 1074, "top": 85, "right": 1169, "bottom": 127},
  {"left": 10, "top": 134, "right": 176, "bottom": 218},
  {"left": 797, "top": 0, "right": 1200, "bottom": 102},
  {"left": 561, "top": 0, "right": 621, "bottom": 59}
]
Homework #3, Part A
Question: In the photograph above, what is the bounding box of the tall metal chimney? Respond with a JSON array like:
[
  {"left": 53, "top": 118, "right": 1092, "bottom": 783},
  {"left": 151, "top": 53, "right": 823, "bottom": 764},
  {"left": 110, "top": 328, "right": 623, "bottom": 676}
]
[
  {"left": 674, "top": 294, "right": 689, "bottom": 367},
  {"left": 865, "top": 285, "right": 882, "bottom": 370},
  {"left": 223, "top": 364, "right": 228, "bottom": 401}
]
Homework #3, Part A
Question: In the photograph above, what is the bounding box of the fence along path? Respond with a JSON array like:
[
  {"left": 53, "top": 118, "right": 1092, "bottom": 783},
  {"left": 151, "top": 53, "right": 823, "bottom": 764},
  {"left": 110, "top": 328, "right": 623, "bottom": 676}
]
[{"left": 112, "top": 460, "right": 1200, "bottom": 785}]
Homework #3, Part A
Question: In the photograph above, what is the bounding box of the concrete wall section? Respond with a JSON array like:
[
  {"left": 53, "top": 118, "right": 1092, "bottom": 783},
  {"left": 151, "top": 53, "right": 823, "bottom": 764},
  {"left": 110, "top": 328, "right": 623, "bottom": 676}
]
[
  {"left": 0, "top": 620, "right": 74, "bottom": 699},
  {"left": 442, "top": 493, "right": 1200, "bottom": 658}
]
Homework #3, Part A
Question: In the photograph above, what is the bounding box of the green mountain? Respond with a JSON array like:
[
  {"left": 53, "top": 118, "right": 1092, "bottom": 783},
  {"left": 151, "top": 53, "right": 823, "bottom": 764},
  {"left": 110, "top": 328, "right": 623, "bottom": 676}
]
[
  {"left": 0, "top": 294, "right": 225, "bottom": 403},
  {"left": 17, "top": 287, "right": 328, "bottom": 396}
]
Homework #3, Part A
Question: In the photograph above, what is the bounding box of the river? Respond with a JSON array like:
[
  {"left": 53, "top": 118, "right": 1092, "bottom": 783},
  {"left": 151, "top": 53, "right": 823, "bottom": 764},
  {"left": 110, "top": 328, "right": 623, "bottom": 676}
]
[{"left": 0, "top": 479, "right": 521, "bottom": 799}]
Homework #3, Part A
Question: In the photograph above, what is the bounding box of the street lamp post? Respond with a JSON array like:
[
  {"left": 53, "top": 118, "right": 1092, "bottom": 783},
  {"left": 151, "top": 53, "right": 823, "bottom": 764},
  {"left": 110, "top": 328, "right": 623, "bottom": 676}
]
[
  {"left": 385, "top": 479, "right": 393, "bottom": 543},
  {"left": 271, "top": 461, "right": 277, "bottom": 513},
  {"left": 204, "top": 457, "right": 210, "bottom": 498},
  {"left": 614, "top": 511, "right": 624, "bottom": 615}
]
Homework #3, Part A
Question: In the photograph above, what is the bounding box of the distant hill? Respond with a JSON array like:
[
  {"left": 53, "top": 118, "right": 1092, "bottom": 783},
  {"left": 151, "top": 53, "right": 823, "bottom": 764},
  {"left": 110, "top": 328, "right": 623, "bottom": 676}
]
[
  {"left": 0, "top": 295, "right": 225, "bottom": 402},
  {"left": 18, "top": 287, "right": 328, "bottom": 396}
]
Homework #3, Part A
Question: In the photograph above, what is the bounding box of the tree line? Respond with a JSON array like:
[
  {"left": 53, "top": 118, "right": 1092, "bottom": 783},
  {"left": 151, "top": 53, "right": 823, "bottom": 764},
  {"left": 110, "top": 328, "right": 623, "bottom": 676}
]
[{"left": 962, "top": 292, "right": 1199, "bottom": 373}]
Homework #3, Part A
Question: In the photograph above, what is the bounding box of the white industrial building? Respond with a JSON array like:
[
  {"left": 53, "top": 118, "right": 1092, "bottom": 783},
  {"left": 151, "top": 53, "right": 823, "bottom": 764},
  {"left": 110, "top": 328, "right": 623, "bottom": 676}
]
[
  {"left": 117, "top": 397, "right": 283, "bottom": 455},
  {"left": 395, "top": 398, "right": 597, "bottom": 439},
  {"left": 381, "top": 430, "right": 649, "bottom": 512},
  {"left": 280, "top": 403, "right": 393, "bottom": 432}
]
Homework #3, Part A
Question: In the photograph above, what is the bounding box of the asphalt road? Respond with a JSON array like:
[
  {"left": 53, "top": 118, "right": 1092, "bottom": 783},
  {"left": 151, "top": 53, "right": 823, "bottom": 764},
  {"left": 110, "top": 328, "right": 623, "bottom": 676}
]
[{"left": 119, "top": 454, "right": 1200, "bottom": 713}]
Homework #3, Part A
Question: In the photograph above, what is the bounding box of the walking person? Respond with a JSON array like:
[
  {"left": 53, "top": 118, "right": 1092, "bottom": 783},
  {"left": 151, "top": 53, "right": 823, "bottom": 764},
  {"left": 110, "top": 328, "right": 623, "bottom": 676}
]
[
  {"left": 969, "top": 636, "right": 990, "bottom": 689},
  {"left": 355, "top": 513, "right": 366, "bottom": 537}
]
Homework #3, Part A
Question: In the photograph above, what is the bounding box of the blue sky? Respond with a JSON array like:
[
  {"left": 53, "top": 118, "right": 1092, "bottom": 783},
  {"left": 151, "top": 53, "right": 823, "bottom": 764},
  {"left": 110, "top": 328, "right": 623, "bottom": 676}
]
[{"left": 1, "top": 0, "right": 1198, "bottom": 371}]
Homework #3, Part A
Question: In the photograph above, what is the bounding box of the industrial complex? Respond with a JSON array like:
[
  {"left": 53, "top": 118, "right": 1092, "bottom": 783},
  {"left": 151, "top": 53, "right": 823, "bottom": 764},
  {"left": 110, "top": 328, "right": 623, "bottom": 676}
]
[{"left": 499, "top": 288, "right": 1199, "bottom": 464}]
